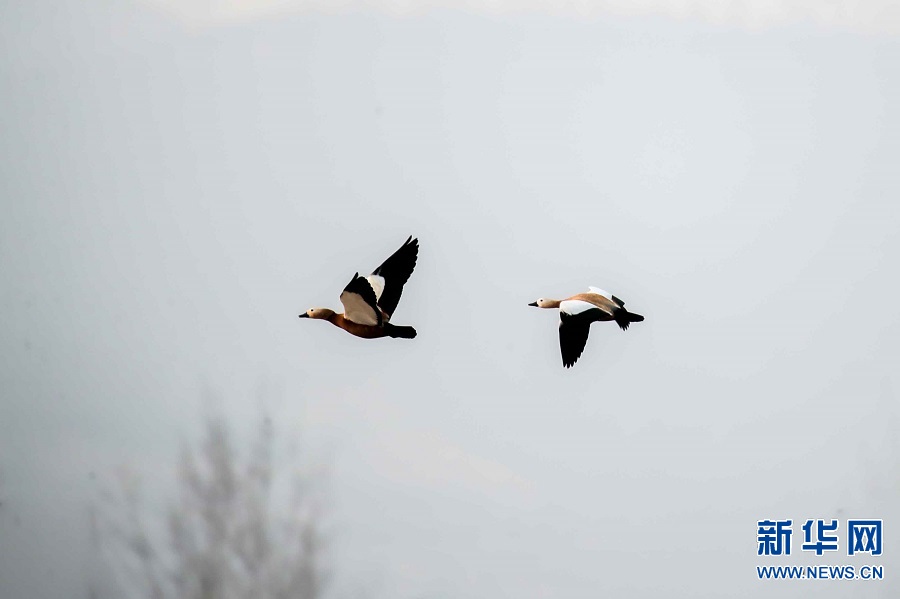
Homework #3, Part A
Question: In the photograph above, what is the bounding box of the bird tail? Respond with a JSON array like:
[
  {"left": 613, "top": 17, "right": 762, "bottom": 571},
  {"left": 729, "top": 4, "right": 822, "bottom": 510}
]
[
  {"left": 386, "top": 324, "right": 417, "bottom": 339},
  {"left": 614, "top": 309, "right": 644, "bottom": 331}
]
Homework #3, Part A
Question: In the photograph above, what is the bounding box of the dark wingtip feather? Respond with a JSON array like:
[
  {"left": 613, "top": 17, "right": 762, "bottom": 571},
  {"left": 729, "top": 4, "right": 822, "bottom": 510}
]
[{"left": 371, "top": 237, "right": 419, "bottom": 317}]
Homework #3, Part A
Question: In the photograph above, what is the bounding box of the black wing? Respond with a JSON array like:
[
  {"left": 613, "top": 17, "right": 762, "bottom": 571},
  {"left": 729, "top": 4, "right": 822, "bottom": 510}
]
[
  {"left": 371, "top": 236, "right": 419, "bottom": 317},
  {"left": 558, "top": 309, "right": 603, "bottom": 368},
  {"left": 340, "top": 273, "right": 382, "bottom": 326}
]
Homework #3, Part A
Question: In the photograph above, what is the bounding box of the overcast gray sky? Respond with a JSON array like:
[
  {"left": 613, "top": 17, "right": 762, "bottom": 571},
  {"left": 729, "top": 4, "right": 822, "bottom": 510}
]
[{"left": 1, "top": 1, "right": 899, "bottom": 597}]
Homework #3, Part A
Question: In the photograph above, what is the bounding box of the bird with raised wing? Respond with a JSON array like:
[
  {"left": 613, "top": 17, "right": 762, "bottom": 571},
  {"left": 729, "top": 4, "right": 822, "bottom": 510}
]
[
  {"left": 299, "top": 236, "right": 419, "bottom": 339},
  {"left": 529, "top": 286, "right": 644, "bottom": 368}
]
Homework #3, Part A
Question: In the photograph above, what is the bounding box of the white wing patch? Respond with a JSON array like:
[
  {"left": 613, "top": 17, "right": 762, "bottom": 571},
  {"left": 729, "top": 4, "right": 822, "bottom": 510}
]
[
  {"left": 366, "top": 274, "right": 385, "bottom": 301},
  {"left": 588, "top": 286, "right": 613, "bottom": 300},
  {"left": 339, "top": 291, "right": 379, "bottom": 325},
  {"left": 560, "top": 299, "right": 597, "bottom": 316}
]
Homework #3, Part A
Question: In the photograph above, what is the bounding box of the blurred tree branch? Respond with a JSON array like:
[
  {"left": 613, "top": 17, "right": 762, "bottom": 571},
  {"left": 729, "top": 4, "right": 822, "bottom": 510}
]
[{"left": 93, "top": 415, "right": 328, "bottom": 599}]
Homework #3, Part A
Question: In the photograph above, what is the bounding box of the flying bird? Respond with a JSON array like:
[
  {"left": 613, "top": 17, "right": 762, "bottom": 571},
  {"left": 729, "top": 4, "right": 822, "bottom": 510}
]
[
  {"left": 298, "top": 236, "right": 419, "bottom": 339},
  {"left": 529, "top": 286, "right": 644, "bottom": 368}
]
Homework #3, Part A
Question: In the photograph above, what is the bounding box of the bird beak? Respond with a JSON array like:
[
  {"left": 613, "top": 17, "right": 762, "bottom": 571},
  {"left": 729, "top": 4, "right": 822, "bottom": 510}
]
[
  {"left": 298, "top": 313, "right": 309, "bottom": 318},
  {"left": 528, "top": 302, "right": 538, "bottom": 307}
]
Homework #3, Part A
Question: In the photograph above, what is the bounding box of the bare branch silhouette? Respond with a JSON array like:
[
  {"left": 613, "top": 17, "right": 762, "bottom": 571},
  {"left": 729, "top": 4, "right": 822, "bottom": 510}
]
[{"left": 93, "top": 415, "right": 328, "bottom": 599}]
